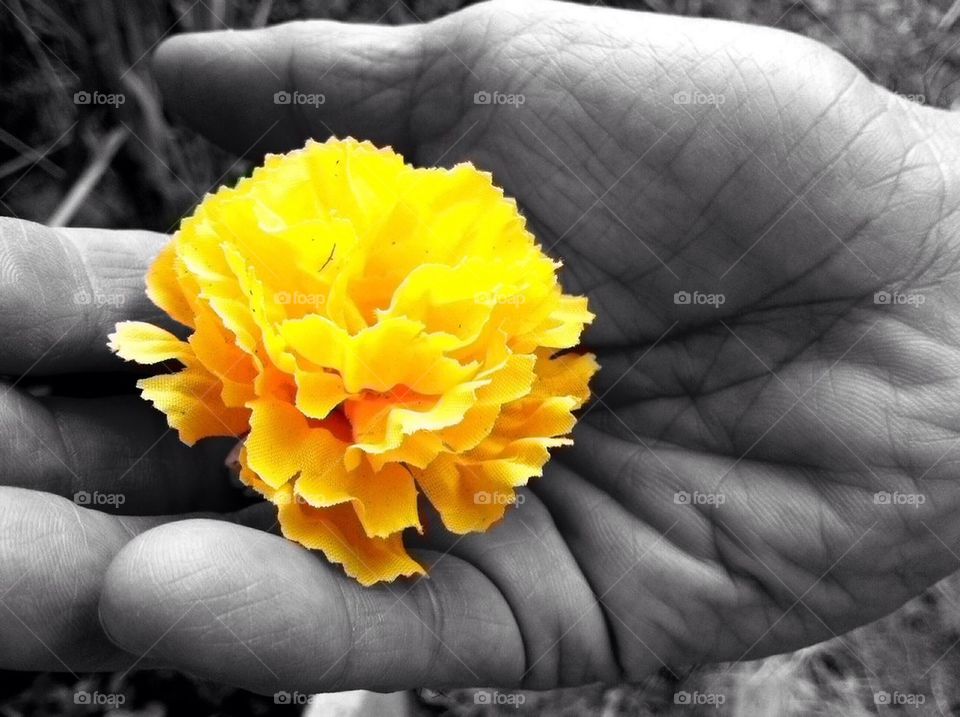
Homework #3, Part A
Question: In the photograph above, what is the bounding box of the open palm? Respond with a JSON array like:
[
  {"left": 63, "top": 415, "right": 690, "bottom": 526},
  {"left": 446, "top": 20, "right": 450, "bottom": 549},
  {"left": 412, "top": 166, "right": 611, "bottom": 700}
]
[{"left": 5, "top": 0, "right": 960, "bottom": 694}]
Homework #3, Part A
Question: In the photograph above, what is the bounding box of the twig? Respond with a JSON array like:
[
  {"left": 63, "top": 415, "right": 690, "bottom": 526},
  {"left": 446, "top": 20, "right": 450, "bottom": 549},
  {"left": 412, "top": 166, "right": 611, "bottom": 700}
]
[
  {"left": 0, "top": 126, "right": 67, "bottom": 180},
  {"left": 0, "top": 151, "right": 54, "bottom": 182},
  {"left": 939, "top": 0, "right": 960, "bottom": 30},
  {"left": 251, "top": 0, "right": 274, "bottom": 29},
  {"left": 47, "top": 126, "right": 129, "bottom": 227}
]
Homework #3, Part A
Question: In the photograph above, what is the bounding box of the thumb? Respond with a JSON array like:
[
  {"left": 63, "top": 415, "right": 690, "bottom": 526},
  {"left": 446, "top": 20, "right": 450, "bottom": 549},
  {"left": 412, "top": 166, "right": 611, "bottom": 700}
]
[
  {"left": 151, "top": 16, "right": 464, "bottom": 158},
  {"left": 98, "top": 519, "right": 524, "bottom": 694}
]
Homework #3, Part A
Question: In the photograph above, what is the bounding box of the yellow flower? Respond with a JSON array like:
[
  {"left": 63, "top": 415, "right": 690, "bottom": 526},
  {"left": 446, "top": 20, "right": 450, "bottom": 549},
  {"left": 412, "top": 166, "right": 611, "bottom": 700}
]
[{"left": 109, "top": 137, "right": 597, "bottom": 585}]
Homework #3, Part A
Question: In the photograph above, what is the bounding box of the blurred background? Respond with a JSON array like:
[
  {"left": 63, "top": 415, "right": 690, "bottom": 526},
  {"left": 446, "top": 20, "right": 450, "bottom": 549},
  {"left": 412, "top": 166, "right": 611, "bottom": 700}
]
[{"left": 3, "top": 0, "right": 960, "bottom": 714}]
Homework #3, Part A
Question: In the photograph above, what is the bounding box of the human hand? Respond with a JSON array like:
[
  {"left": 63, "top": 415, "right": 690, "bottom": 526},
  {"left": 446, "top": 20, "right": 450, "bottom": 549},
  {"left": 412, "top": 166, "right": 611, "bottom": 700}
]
[
  {"left": 0, "top": 221, "right": 276, "bottom": 671},
  {"left": 8, "top": 0, "right": 960, "bottom": 694}
]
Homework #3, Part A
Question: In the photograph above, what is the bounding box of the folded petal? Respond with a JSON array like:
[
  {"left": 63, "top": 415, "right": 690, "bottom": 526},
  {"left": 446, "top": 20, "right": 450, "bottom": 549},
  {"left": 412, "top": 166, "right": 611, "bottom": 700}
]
[
  {"left": 278, "top": 499, "right": 424, "bottom": 587},
  {"left": 526, "top": 295, "right": 595, "bottom": 349},
  {"left": 416, "top": 454, "right": 516, "bottom": 534},
  {"left": 108, "top": 321, "right": 191, "bottom": 365},
  {"left": 137, "top": 364, "right": 249, "bottom": 445},
  {"left": 244, "top": 398, "right": 346, "bottom": 490},
  {"left": 146, "top": 241, "right": 195, "bottom": 328},
  {"left": 245, "top": 399, "right": 421, "bottom": 538},
  {"left": 299, "top": 460, "right": 421, "bottom": 539},
  {"left": 282, "top": 315, "right": 476, "bottom": 395},
  {"left": 293, "top": 369, "right": 349, "bottom": 420}
]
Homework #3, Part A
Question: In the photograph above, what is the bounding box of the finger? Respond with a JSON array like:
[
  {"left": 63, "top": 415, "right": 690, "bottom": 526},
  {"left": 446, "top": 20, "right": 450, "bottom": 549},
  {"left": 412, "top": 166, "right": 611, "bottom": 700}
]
[
  {"left": 151, "top": 16, "right": 461, "bottom": 158},
  {"left": 0, "top": 217, "right": 177, "bottom": 375},
  {"left": 1, "top": 388, "right": 244, "bottom": 513},
  {"left": 531, "top": 462, "right": 700, "bottom": 677},
  {"left": 99, "top": 519, "right": 525, "bottom": 694},
  {"left": 0, "top": 487, "right": 272, "bottom": 672},
  {"left": 408, "top": 492, "right": 620, "bottom": 687}
]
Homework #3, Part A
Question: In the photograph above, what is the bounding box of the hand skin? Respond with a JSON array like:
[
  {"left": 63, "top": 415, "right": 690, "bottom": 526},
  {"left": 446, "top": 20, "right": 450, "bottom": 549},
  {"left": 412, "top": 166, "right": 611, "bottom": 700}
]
[{"left": 4, "top": 0, "right": 960, "bottom": 694}]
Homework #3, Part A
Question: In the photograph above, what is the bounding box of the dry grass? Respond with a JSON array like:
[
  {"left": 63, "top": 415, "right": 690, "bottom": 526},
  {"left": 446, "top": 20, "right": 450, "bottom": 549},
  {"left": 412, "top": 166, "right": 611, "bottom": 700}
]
[{"left": 4, "top": 0, "right": 960, "bottom": 231}]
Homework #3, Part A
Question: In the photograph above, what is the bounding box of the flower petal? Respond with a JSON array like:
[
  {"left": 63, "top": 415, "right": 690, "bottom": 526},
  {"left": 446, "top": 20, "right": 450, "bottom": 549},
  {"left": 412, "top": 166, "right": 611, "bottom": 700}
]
[
  {"left": 108, "top": 321, "right": 190, "bottom": 365},
  {"left": 296, "top": 460, "right": 421, "bottom": 539},
  {"left": 137, "top": 364, "right": 249, "bottom": 445},
  {"left": 244, "top": 398, "right": 346, "bottom": 490},
  {"left": 245, "top": 399, "right": 421, "bottom": 538},
  {"left": 293, "top": 369, "right": 349, "bottom": 420},
  {"left": 282, "top": 315, "right": 476, "bottom": 395},
  {"left": 416, "top": 454, "right": 517, "bottom": 534},
  {"left": 278, "top": 498, "right": 424, "bottom": 587},
  {"left": 146, "top": 241, "right": 195, "bottom": 328}
]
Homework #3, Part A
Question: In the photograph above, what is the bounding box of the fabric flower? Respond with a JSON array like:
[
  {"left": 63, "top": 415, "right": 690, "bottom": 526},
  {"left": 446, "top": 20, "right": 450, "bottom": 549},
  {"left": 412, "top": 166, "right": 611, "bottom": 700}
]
[{"left": 109, "top": 137, "right": 597, "bottom": 585}]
